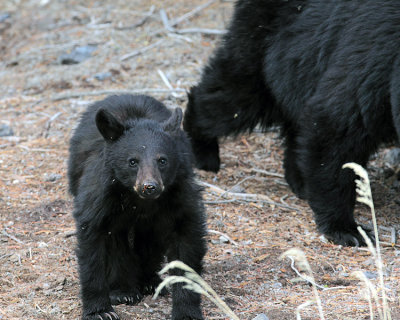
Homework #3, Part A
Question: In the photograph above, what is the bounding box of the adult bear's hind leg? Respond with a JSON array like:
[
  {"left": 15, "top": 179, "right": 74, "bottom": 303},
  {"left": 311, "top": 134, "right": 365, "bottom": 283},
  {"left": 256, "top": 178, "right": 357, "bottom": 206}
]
[
  {"left": 283, "top": 128, "right": 306, "bottom": 199},
  {"left": 297, "top": 115, "right": 375, "bottom": 246}
]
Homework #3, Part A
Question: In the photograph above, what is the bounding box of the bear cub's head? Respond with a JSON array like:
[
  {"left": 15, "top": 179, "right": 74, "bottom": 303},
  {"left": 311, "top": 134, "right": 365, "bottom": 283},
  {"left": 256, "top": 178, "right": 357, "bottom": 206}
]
[{"left": 96, "top": 107, "right": 183, "bottom": 200}]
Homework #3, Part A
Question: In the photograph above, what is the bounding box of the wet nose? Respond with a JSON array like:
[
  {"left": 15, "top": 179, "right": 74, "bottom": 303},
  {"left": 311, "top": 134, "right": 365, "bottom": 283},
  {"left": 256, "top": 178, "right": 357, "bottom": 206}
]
[
  {"left": 141, "top": 182, "right": 161, "bottom": 198},
  {"left": 143, "top": 183, "right": 156, "bottom": 194}
]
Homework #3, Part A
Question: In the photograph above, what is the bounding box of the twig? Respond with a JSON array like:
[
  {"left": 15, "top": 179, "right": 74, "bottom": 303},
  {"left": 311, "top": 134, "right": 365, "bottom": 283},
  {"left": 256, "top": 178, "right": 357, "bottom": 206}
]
[
  {"left": 203, "top": 199, "right": 236, "bottom": 204},
  {"left": 120, "top": 39, "right": 164, "bottom": 61},
  {"left": 116, "top": 5, "right": 155, "bottom": 30},
  {"left": 167, "top": 32, "right": 194, "bottom": 43},
  {"left": 65, "top": 231, "right": 77, "bottom": 238},
  {"left": 157, "top": 69, "right": 181, "bottom": 98},
  {"left": 198, "top": 180, "right": 273, "bottom": 201},
  {"left": 0, "top": 253, "right": 13, "bottom": 260},
  {"left": 175, "top": 28, "right": 226, "bottom": 35},
  {"left": 391, "top": 227, "right": 397, "bottom": 245},
  {"left": 170, "top": 0, "right": 218, "bottom": 27},
  {"left": 250, "top": 168, "right": 285, "bottom": 178},
  {"left": 152, "top": 0, "right": 219, "bottom": 36},
  {"left": 197, "top": 180, "right": 300, "bottom": 211},
  {"left": 159, "top": 9, "right": 175, "bottom": 32},
  {"left": 287, "top": 256, "right": 347, "bottom": 291},
  {"left": 159, "top": 9, "right": 226, "bottom": 35},
  {"left": 281, "top": 249, "right": 325, "bottom": 320},
  {"left": 43, "top": 112, "right": 62, "bottom": 138},
  {"left": 208, "top": 229, "right": 238, "bottom": 246},
  {"left": 215, "top": 175, "right": 258, "bottom": 200},
  {"left": 17, "top": 145, "right": 59, "bottom": 152},
  {"left": 50, "top": 88, "right": 185, "bottom": 101},
  {"left": 2, "top": 229, "right": 24, "bottom": 244}
]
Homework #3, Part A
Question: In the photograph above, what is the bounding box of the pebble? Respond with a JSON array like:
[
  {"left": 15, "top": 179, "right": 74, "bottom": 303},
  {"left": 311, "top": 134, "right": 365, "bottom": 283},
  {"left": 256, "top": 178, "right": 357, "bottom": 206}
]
[
  {"left": 272, "top": 282, "right": 282, "bottom": 289},
  {"left": 363, "top": 271, "right": 377, "bottom": 280},
  {"left": 252, "top": 314, "right": 270, "bottom": 320},
  {"left": 0, "top": 124, "right": 13, "bottom": 137},
  {"left": 94, "top": 71, "right": 112, "bottom": 81},
  {"left": 384, "top": 148, "right": 400, "bottom": 167},
  {"left": 59, "top": 45, "right": 97, "bottom": 65},
  {"left": 219, "top": 235, "right": 229, "bottom": 243},
  {"left": 44, "top": 173, "right": 62, "bottom": 182},
  {"left": 0, "top": 12, "right": 10, "bottom": 23},
  {"left": 38, "top": 241, "right": 48, "bottom": 248}
]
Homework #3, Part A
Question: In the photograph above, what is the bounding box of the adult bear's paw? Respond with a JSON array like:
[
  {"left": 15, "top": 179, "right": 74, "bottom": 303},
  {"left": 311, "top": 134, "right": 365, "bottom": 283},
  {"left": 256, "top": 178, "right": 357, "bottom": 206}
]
[
  {"left": 109, "top": 289, "right": 143, "bottom": 306},
  {"left": 324, "top": 225, "right": 375, "bottom": 247},
  {"left": 83, "top": 308, "right": 119, "bottom": 320},
  {"left": 191, "top": 137, "right": 220, "bottom": 173}
]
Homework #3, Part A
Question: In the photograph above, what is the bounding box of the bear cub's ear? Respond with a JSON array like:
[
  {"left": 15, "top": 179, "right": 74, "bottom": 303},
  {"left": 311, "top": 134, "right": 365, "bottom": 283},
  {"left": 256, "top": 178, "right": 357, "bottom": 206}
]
[
  {"left": 96, "top": 108, "right": 125, "bottom": 142},
  {"left": 162, "top": 107, "right": 183, "bottom": 134}
]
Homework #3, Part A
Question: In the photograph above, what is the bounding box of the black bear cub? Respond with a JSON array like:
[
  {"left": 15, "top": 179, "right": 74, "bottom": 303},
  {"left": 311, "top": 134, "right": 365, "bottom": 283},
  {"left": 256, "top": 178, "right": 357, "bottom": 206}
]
[
  {"left": 184, "top": 0, "right": 400, "bottom": 246},
  {"left": 68, "top": 94, "right": 207, "bottom": 320}
]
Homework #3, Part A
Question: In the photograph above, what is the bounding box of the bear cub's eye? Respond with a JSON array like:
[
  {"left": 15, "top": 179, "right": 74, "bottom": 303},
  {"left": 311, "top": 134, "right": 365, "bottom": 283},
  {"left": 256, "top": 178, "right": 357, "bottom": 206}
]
[
  {"left": 158, "top": 157, "right": 168, "bottom": 166},
  {"left": 129, "top": 158, "right": 138, "bottom": 167}
]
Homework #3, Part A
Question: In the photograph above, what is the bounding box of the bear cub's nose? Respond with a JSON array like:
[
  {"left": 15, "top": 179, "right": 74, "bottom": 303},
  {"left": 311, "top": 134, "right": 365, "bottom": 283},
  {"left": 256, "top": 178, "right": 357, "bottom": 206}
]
[{"left": 141, "top": 182, "right": 161, "bottom": 199}]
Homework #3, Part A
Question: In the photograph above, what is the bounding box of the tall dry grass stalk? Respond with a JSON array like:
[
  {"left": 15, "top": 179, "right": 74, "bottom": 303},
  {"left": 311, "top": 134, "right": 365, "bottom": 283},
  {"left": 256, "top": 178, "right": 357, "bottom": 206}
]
[
  {"left": 154, "top": 260, "right": 240, "bottom": 320},
  {"left": 343, "top": 162, "right": 391, "bottom": 320},
  {"left": 280, "top": 248, "right": 325, "bottom": 320}
]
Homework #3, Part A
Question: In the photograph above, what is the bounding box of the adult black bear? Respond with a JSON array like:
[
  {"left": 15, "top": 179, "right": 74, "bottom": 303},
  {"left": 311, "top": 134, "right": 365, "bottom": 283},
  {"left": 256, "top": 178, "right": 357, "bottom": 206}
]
[
  {"left": 68, "top": 95, "right": 207, "bottom": 320},
  {"left": 183, "top": 0, "right": 400, "bottom": 246}
]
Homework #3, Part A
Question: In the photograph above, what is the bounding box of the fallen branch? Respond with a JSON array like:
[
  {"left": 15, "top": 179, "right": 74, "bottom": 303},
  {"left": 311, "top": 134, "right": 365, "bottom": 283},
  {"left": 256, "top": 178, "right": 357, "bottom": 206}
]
[
  {"left": 197, "top": 180, "right": 300, "bottom": 211},
  {"left": 169, "top": 0, "right": 218, "bottom": 27},
  {"left": 157, "top": 69, "right": 182, "bottom": 98},
  {"left": 116, "top": 5, "right": 155, "bottom": 30},
  {"left": 250, "top": 168, "right": 285, "bottom": 178},
  {"left": 208, "top": 229, "right": 238, "bottom": 246},
  {"left": 120, "top": 39, "right": 164, "bottom": 61},
  {"left": 176, "top": 28, "right": 226, "bottom": 35},
  {"left": 198, "top": 180, "right": 273, "bottom": 201},
  {"left": 2, "top": 229, "right": 24, "bottom": 244},
  {"left": 50, "top": 88, "right": 185, "bottom": 101},
  {"left": 286, "top": 255, "right": 347, "bottom": 291},
  {"left": 153, "top": 0, "right": 224, "bottom": 36}
]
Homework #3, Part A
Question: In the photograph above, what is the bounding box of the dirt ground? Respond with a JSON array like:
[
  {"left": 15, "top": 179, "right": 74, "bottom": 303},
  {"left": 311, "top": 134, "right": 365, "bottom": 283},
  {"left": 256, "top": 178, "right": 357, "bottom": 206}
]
[{"left": 0, "top": 1, "right": 399, "bottom": 319}]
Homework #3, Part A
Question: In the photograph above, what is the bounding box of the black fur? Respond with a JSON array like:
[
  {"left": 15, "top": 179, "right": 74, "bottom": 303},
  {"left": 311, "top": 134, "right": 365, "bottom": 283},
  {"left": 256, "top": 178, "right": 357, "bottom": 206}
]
[
  {"left": 183, "top": 0, "right": 400, "bottom": 246},
  {"left": 68, "top": 95, "right": 207, "bottom": 320}
]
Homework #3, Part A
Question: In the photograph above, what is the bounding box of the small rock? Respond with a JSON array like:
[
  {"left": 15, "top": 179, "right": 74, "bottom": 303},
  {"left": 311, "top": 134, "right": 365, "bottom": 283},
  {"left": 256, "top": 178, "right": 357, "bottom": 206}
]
[
  {"left": 0, "top": 124, "right": 13, "bottom": 137},
  {"left": 384, "top": 148, "right": 400, "bottom": 167},
  {"left": 59, "top": 45, "right": 97, "bottom": 65},
  {"left": 0, "top": 12, "right": 10, "bottom": 23},
  {"left": 44, "top": 173, "right": 62, "bottom": 182},
  {"left": 94, "top": 71, "right": 112, "bottom": 81},
  {"left": 363, "top": 271, "right": 377, "bottom": 280},
  {"left": 319, "top": 235, "right": 329, "bottom": 243},
  {"left": 230, "top": 185, "right": 245, "bottom": 193},
  {"left": 252, "top": 313, "right": 270, "bottom": 320},
  {"left": 219, "top": 235, "right": 229, "bottom": 243},
  {"left": 42, "top": 282, "right": 50, "bottom": 289},
  {"left": 9, "top": 253, "right": 21, "bottom": 263},
  {"left": 38, "top": 241, "right": 48, "bottom": 248},
  {"left": 272, "top": 282, "right": 282, "bottom": 289}
]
